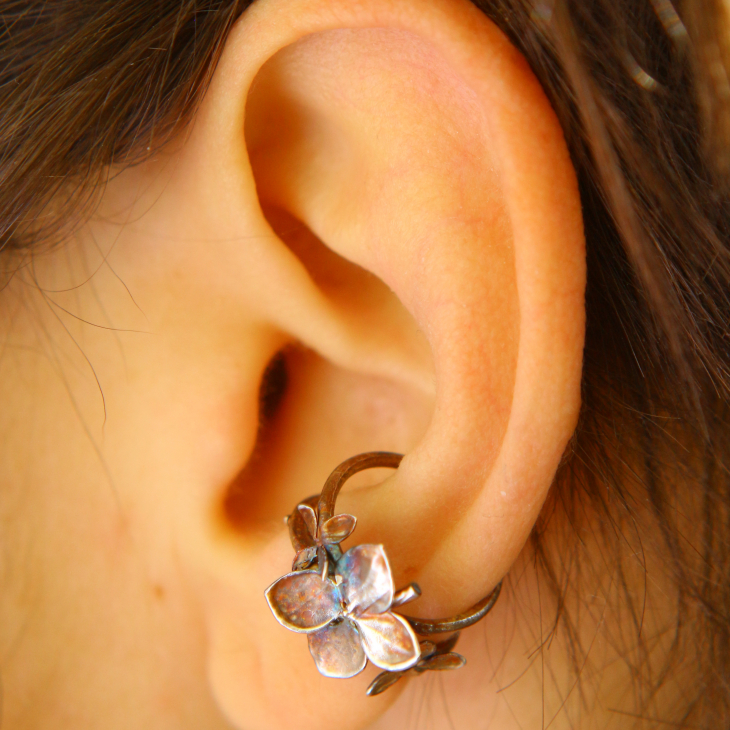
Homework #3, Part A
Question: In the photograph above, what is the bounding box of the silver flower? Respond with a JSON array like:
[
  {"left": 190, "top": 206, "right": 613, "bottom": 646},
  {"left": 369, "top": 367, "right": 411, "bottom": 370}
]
[{"left": 265, "top": 544, "right": 421, "bottom": 678}]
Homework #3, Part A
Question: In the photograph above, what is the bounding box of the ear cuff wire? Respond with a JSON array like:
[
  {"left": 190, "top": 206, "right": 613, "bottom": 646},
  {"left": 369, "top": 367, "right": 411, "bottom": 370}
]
[{"left": 265, "top": 451, "right": 502, "bottom": 696}]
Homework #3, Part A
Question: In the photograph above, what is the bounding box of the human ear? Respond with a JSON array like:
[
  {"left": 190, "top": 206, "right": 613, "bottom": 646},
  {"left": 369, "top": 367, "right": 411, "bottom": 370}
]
[{"left": 107, "top": 0, "right": 584, "bottom": 727}]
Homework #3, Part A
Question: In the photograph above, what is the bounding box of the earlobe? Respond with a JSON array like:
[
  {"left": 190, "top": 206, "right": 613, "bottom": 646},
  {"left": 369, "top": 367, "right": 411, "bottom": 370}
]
[{"left": 164, "top": 0, "right": 585, "bottom": 727}]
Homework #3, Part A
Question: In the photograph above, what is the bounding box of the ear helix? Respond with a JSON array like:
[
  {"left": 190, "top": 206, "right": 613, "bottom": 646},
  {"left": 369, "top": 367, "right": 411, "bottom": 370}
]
[{"left": 264, "top": 452, "right": 502, "bottom": 695}]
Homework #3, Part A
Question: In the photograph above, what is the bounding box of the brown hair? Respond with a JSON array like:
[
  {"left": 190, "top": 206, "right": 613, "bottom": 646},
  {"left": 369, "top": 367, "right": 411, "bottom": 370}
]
[{"left": 2, "top": 0, "right": 730, "bottom": 725}]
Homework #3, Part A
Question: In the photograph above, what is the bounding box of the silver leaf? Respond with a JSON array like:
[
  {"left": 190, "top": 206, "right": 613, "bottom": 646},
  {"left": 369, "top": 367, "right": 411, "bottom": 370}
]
[
  {"left": 292, "top": 546, "right": 317, "bottom": 571},
  {"left": 417, "top": 652, "right": 466, "bottom": 672},
  {"left": 320, "top": 514, "right": 357, "bottom": 544},
  {"left": 297, "top": 504, "right": 318, "bottom": 540},
  {"left": 366, "top": 671, "right": 405, "bottom": 696}
]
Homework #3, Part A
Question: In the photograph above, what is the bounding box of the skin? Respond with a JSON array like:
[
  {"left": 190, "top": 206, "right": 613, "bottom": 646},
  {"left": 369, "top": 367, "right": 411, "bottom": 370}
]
[{"left": 0, "top": 0, "right": 687, "bottom": 728}]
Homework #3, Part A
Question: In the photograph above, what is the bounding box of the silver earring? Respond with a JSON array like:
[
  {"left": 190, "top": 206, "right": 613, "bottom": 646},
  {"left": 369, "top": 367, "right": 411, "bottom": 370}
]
[{"left": 265, "top": 452, "right": 502, "bottom": 696}]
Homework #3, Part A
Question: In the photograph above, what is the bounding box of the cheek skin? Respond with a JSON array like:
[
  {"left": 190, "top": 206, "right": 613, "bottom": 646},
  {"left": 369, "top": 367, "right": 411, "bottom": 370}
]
[{"left": 0, "top": 244, "right": 271, "bottom": 728}]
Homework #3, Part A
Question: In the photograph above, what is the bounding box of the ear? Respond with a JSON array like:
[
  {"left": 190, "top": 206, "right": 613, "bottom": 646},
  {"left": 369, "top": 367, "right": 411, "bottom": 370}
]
[{"left": 123, "top": 0, "right": 584, "bottom": 727}]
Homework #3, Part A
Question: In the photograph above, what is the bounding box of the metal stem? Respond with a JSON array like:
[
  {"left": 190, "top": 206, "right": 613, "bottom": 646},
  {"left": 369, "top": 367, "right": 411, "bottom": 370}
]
[
  {"left": 400, "top": 581, "right": 502, "bottom": 635},
  {"left": 316, "top": 451, "right": 403, "bottom": 524}
]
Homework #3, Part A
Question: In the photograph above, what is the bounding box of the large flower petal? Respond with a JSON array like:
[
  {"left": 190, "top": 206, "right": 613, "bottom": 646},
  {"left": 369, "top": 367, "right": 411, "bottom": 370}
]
[
  {"left": 307, "top": 619, "right": 367, "bottom": 678},
  {"left": 356, "top": 611, "right": 420, "bottom": 672},
  {"left": 265, "top": 571, "right": 342, "bottom": 633},
  {"left": 337, "top": 544, "right": 394, "bottom": 615}
]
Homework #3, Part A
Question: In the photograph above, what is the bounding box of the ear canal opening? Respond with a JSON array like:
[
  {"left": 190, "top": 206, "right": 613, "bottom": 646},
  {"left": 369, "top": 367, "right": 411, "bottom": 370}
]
[
  {"left": 222, "top": 342, "right": 433, "bottom": 532},
  {"left": 222, "top": 343, "right": 294, "bottom": 530},
  {"left": 258, "top": 348, "right": 290, "bottom": 425}
]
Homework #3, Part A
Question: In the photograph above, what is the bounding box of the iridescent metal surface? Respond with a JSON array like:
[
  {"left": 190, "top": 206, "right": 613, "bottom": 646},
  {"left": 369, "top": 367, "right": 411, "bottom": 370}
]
[
  {"left": 308, "top": 619, "right": 367, "bottom": 678},
  {"left": 402, "top": 580, "right": 502, "bottom": 635},
  {"left": 298, "top": 504, "right": 318, "bottom": 540},
  {"left": 320, "top": 514, "right": 357, "bottom": 544},
  {"left": 265, "top": 452, "right": 503, "bottom": 695},
  {"left": 418, "top": 653, "right": 466, "bottom": 671},
  {"left": 288, "top": 495, "right": 319, "bottom": 552},
  {"left": 292, "top": 546, "right": 317, "bottom": 571},
  {"left": 265, "top": 571, "right": 342, "bottom": 633},
  {"left": 356, "top": 612, "right": 420, "bottom": 672},
  {"left": 338, "top": 544, "right": 394, "bottom": 616},
  {"left": 391, "top": 583, "right": 421, "bottom": 608},
  {"left": 267, "top": 543, "right": 421, "bottom": 673},
  {"left": 366, "top": 633, "right": 467, "bottom": 696}
]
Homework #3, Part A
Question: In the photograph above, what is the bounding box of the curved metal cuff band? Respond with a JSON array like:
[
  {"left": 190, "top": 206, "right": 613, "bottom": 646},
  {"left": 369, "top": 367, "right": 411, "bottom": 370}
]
[
  {"left": 266, "top": 451, "right": 502, "bottom": 694},
  {"left": 402, "top": 581, "right": 502, "bottom": 635},
  {"left": 311, "top": 451, "right": 502, "bottom": 634}
]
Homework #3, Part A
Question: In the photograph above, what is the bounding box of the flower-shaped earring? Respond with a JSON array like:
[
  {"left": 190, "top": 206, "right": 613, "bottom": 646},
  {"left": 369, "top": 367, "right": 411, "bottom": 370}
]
[
  {"left": 265, "top": 452, "right": 502, "bottom": 695},
  {"left": 267, "top": 543, "right": 421, "bottom": 677}
]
